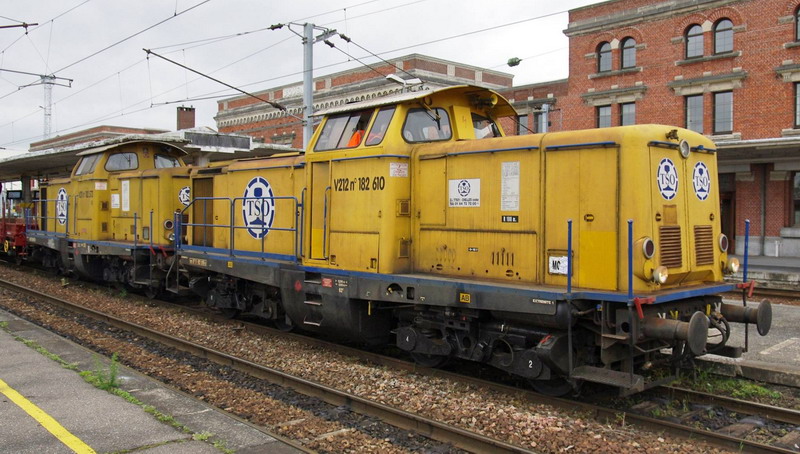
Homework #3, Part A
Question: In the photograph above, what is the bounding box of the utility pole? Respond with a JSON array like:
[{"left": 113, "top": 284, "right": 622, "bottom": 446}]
[
  {"left": 1, "top": 68, "right": 72, "bottom": 139},
  {"left": 271, "top": 22, "right": 337, "bottom": 148}
]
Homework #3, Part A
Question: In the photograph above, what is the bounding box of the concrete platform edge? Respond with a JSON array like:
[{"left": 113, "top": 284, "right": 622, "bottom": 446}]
[
  {"left": 0, "top": 308, "right": 308, "bottom": 454},
  {"left": 698, "top": 355, "right": 800, "bottom": 388}
]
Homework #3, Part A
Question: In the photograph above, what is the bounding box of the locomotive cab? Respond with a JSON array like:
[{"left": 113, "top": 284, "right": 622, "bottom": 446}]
[{"left": 30, "top": 140, "right": 191, "bottom": 293}]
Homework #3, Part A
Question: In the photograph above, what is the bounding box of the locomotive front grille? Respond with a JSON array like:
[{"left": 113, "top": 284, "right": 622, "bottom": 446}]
[
  {"left": 659, "top": 225, "right": 682, "bottom": 268},
  {"left": 694, "top": 225, "right": 714, "bottom": 266}
]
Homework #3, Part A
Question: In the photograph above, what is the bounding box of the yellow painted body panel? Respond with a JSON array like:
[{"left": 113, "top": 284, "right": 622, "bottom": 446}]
[
  {"left": 413, "top": 137, "right": 539, "bottom": 281},
  {"left": 186, "top": 155, "right": 304, "bottom": 258},
  {"left": 41, "top": 143, "right": 188, "bottom": 247},
  {"left": 177, "top": 86, "right": 725, "bottom": 297}
]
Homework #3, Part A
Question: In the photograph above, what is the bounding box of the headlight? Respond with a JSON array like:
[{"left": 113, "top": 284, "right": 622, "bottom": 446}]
[
  {"left": 164, "top": 219, "right": 174, "bottom": 230},
  {"left": 725, "top": 257, "right": 740, "bottom": 274},
  {"left": 653, "top": 265, "right": 669, "bottom": 284},
  {"left": 719, "top": 234, "right": 729, "bottom": 252},
  {"left": 679, "top": 139, "right": 690, "bottom": 158},
  {"left": 642, "top": 237, "right": 655, "bottom": 259},
  {"left": 168, "top": 233, "right": 176, "bottom": 242}
]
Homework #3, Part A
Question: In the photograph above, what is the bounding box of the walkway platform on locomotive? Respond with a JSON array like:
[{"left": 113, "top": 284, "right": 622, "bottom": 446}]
[{"left": 0, "top": 308, "right": 302, "bottom": 454}]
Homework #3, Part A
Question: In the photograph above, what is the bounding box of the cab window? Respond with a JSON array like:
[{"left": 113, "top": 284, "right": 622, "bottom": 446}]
[
  {"left": 315, "top": 109, "right": 374, "bottom": 151},
  {"left": 74, "top": 154, "right": 101, "bottom": 176},
  {"left": 155, "top": 154, "right": 181, "bottom": 168},
  {"left": 365, "top": 107, "right": 395, "bottom": 146},
  {"left": 472, "top": 113, "right": 500, "bottom": 139},
  {"left": 402, "top": 108, "right": 451, "bottom": 142},
  {"left": 105, "top": 152, "right": 139, "bottom": 171}
]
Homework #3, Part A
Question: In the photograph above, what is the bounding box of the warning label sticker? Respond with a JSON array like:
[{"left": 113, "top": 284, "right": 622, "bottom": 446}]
[
  {"left": 389, "top": 162, "right": 408, "bottom": 177},
  {"left": 501, "top": 161, "right": 520, "bottom": 212}
]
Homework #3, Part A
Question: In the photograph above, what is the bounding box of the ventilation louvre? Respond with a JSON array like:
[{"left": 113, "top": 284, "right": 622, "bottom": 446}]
[
  {"left": 659, "top": 225, "right": 682, "bottom": 268},
  {"left": 694, "top": 225, "right": 714, "bottom": 266}
]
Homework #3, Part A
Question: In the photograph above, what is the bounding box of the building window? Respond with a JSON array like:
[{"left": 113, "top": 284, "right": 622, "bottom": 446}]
[
  {"left": 796, "top": 83, "right": 800, "bottom": 128},
  {"left": 713, "top": 91, "right": 733, "bottom": 134},
  {"left": 686, "top": 95, "right": 703, "bottom": 133},
  {"left": 714, "top": 19, "right": 733, "bottom": 54},
  {"left": 620, "top": 103, "right": 636, "bottom": 126},
  {"left": 621, "top": 37, "right": 636, "bottom": 68},
  {"left": 597, "top": 42, "right": 611, "bottom": 72},
  {"left": 517, "top": 114, "right": 529, "bottom": 135},
  {"left": 796, "top": 7, "right": 800, "bottom": 41},
  {"left": 794, "top": 173, "right": 800, "bottom": 226},
  {"left": 597, "top": 105, "right": 611, "bottom": 128},
  {"left": 686, "top": 24, "right": 704, "bottom": 58}
]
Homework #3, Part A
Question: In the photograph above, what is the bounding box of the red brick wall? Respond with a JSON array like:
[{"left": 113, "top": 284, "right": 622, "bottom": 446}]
[
  {"left": 736, "top": 165, "right": 764, "bottom": 236},
  {"left": 563, "top": 0, "right": 800, "bottom": 137}
]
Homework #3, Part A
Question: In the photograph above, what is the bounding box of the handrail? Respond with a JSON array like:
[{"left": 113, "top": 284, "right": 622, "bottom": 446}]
[
  {"left": 27, "top": 197, "right": 70, "bottom": 235},
  {"left": 178, "top": 195, "right": 302, "bottom": 261},
  {"left": 322, "top": 186, "right": 331, "bottom": 260}
]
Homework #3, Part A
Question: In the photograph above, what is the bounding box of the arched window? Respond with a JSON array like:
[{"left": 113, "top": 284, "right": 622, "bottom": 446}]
[
  {"left": 686, "top": 24, "right": 704, "bottom": 58},
  {"left": 621, "top": 37, "right": 636, "bottom": 68},
  {"left": 714, "top": 19, "right": 733, "bottom": 54},
  {"left": 796, "top": 7, "right": 800, "bottom": 41},
  {"left": 597, "top": 42, "right": 611, "bottom": 72}
]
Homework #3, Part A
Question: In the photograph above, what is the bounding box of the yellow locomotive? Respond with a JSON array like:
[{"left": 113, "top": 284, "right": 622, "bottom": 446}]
[
  {"left": 29, "top": 140, "right": 190, "bottom": 296},
  {"left": 26, "top": 85, "right": 770, "bottom": 394},
  {"left": 173, "top": 85, "right": 769, "bottom": 394}
]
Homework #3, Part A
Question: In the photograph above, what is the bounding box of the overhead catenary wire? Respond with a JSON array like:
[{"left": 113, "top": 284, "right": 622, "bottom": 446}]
[
  {"left": 0, "top": 0, "right": 432, "bottom": 138},
  {"left": 0, "top": 0, "right": 90, "bottom": 54},
  {"left": 3, "top": 2, "right": 572, "bottom": 148},
  {"left": 143, "top": 48, "right": 301, "bottom": 120},
  {"left": 53, "top": 0, "right": 213, "bottom": 74}
]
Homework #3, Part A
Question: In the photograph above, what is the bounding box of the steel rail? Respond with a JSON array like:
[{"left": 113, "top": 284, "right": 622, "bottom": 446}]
[
  {"left": 0, "top": 278, "right": 533, "bottom": 454},
  {"left": 663, "top": 385, "right": 800, "bottom": 426},
  {"left": 725, "top": 287, "right": 800, "bottom": 301},
  {"left": 0, "top": 277, "right": 795, "bottom": 453}
]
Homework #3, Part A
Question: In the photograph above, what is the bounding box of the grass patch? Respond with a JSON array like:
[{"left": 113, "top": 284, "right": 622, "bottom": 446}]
[
  {"left": 80, "top": 352, "right": 120, "bottom": 390},
  {"left": 683, "top": 367, "right": 781, "bottom": 401}
]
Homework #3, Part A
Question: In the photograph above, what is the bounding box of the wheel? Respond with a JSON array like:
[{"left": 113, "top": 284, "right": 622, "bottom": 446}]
[
  {"left": 144, "top": 286, "right": 161, "bottom": 300},
  {"left": 220, "top": 308, "right": 240, "bottom": 319},
  {"left": 529, "top": 378, "right": 576, "bottom": 397},
  {"left": 410, "top": 352, "right": 450, "bottom": 368},
  {"left": 273, "top": 314, "right": 295, "bottom": 332}
]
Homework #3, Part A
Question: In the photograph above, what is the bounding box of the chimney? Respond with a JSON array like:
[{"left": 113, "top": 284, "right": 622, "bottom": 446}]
[{"left": 177, "top": 106, "right": 195, "bottom": 130}]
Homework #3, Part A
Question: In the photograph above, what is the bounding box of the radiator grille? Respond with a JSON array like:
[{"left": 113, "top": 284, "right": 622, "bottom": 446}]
[
  {"left": 694, "top": 225, "right": 714, "bottom": 266},
  {"left": 659, "top": 225, "right": 682, "bottom": 268}
]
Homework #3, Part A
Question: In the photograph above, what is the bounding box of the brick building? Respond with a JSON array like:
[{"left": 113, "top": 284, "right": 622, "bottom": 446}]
[
  {"left": 215, "top": 54, "right": 515, "bottom": 148},
  {"left": 562, "top": 0, "right": 800, "bottom": 257},
  {"left": 215, "top": 0, "right": 800, "bottom": 258}
]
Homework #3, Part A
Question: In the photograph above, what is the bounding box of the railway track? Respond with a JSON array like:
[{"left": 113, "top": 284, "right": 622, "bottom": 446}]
[
  {"left": 725, "top": 286, "right": 800, "bottom": 302},
  {"left": 0, "top": 278, "right": 529, "bottom": 454},
  {"left": 1, "top": 275, "right": 798, "bottom": 453}
]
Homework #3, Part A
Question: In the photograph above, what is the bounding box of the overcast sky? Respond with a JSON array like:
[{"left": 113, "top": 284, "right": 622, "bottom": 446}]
[{"left": 0, "top": 0, "right": 599, "bottom": 159}]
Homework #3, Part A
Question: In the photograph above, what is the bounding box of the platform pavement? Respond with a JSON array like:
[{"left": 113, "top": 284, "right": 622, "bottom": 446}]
[
  {"left": 690, "top": 254, "right": 800, "bottom": 384},
  {"left": 0, "top": 308, "right": 305, "bottom": 454}
]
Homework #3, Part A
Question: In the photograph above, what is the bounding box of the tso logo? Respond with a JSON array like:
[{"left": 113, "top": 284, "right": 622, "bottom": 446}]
[
  {"left": 242, "top": 177, "right": 276, "bottom": 239},
  {"left": 693, "top": 162, "right": 711, "bottom": 201},
  {"left": 56, "top": 188, "right": 68, "bottom": 225},
  {"left": 178, "top": 186, "right": 191, "bottom": 206},
  {"left": 457, "top": 179, "right": 471, "bottom": 197},
  {"left": 657, "top": 158, "right": 678, "bottom": 200}
]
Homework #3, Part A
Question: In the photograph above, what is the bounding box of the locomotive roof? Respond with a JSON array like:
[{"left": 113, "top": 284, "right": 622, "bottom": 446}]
[
  {"left": 312, "top": 85, "right": 517, "bottom": 118},
  {"left": 75, "top": 139, "right": 188, "bottom": 156}
]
